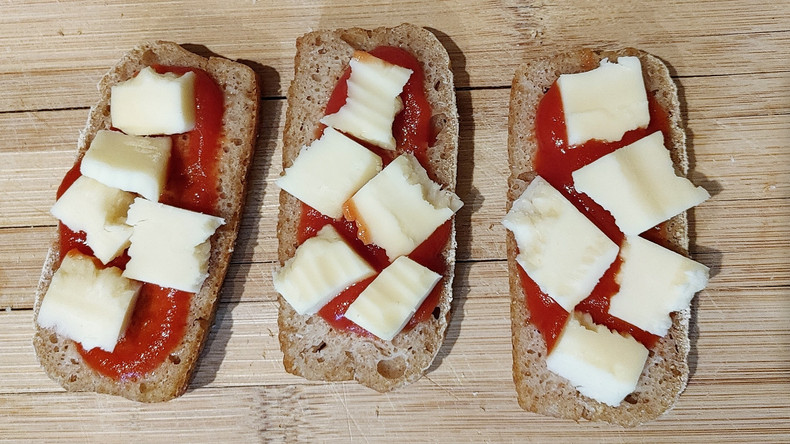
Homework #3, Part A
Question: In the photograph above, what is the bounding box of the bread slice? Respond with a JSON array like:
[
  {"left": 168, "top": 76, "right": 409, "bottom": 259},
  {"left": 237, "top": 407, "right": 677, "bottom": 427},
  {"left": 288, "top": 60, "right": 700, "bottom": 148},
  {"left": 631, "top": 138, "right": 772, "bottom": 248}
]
[
  {"left": 508, "top": 48, "right": 692, "bottom": 426},
  {"left": 32, "top": 41, "right": 259, "bottom": 402},
  {"left": 277, "top": 24, "right": 458, "bottom": 392}
]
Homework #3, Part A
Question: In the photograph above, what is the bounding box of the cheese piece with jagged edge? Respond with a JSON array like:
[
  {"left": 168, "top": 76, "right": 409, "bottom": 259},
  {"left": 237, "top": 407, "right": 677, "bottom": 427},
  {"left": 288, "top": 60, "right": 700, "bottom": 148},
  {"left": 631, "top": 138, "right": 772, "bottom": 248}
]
[
  {"left": 50, "top": 175, "right": 135, "bottom": 264},
  {"left": 273, "top": 225, "right": 376, "bottom": 315},
  {"left": 344, "top": 256, "right": 441, "bottom": 341},
  {"left": 546, "top": 311, "right": 649, "bottom": 407},
  {"left": 276, "top": 127, "right": 382, "bottom": 219},
  {"left": 502, "top": 176, "right": 619, "bottom": 312},
  {"left": 557, "top": 56, "right": 649, "bottom": 146},
  {"left": 572, "top": 131, "right": 710, "bottom": 236},
  {"left": 320, "top": 51, "right": 412, "bottom": 150},
  {"left": 123, "top": 197, "right": 225, "bottom": 293},
  {"left": 36, "top": 250, "right": 142, "bottom": 352},
  {"left": 609, "top": 235, "right": 709, "bottom": 336},
  {"left": 111, "top": 66, "right": 196, "bottom": 136},
  {"left": 344, "top": 153, "right": 463, "bottom": 261},
  {"left": 80, "top": 130, "right": 172, "bottom": 201}
]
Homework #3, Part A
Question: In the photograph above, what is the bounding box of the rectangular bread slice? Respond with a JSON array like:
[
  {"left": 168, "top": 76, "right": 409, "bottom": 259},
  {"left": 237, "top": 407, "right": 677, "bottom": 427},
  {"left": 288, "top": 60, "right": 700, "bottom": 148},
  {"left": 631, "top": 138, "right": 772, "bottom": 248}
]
[
  {"left": 277, "top": 23, "right": 459, "bottom": 392},
  {"left": 508, "top": 48, "right": 692, "bottom": 426},
  {"left": 33, "top": 41, "right": 259, "bottom": 402}
]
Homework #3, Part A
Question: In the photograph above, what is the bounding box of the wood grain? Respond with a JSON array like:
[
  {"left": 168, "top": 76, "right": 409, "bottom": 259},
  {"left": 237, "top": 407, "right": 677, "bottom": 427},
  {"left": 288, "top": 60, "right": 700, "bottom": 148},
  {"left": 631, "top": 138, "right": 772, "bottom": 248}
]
[{"left": 1, "top": 0, "right": 788, "bottom": 441}]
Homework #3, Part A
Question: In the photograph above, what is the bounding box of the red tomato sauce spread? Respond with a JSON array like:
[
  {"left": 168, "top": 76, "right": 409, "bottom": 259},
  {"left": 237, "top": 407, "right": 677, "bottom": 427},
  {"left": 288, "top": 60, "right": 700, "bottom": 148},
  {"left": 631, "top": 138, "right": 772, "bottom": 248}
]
[
  {"left": 298, "top": 46, "right": 447, "bottom": 337},
  {"left": 528, "top": 79, "right": 674, "bottom": 352},
  {"left": 55, "top": 66, "right": 224, "bottom": 381}
]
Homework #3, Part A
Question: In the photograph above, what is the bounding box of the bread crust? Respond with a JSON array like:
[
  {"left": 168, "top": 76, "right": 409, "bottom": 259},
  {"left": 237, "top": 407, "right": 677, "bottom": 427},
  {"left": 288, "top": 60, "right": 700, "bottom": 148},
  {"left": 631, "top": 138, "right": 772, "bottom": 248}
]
[
  {"left": 32, "top": 41, "right": 259, "bottom": 402},
  {"left": 277, "top": 24, "right": 459, "bottom": 392},
  {"left": 508, "top": 48, "right": 691, "bottom": 426}
]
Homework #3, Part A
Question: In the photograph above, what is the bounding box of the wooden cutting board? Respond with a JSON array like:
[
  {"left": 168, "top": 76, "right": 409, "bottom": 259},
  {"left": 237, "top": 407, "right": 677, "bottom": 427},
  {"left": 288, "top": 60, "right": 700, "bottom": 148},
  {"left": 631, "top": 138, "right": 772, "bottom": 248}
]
[{"left": 1, "top": 0, "right": 788, "bottom": 441}]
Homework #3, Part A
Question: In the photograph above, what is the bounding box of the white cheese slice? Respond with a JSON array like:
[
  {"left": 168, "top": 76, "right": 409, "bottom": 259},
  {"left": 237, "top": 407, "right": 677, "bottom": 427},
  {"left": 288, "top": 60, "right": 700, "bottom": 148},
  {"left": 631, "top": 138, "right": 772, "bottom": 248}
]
[
  {"left": 502, "top": 176, "right": 619, "bottom": 312},
  {"left": 36, "top": 250, "right": 142, "bottom": 352},
  {"left": 557, "top": 56, "right": 650, "bottom": 146},
  {"left": 609, "top": 235, "right": 709, "bottom": 336},
  {"left": 80, "top": 130, "right": 172, "bottom": 201},
  {"left": 276, "top": 127, "right": 382, "bottom": 219},
  {"left": 344, "top": 255, "right": 441, "bottom": 341},
  {"left": 123, "top": 198, "right": 224, "bottom": 293},
  {"left": 50, "top": 175, "right": 135, "bottom": 264},
  {"left": 320, "top": 51, "right": 413, "bottom": 150},
  {"left": 273, "top": 225, "right": 376, "bottom": 315},
  {"left": 546, "top": 311, "right": 649, "bottom": 407},
  {"left": 346, "top": 153, "right": 463, "bottom": 261},
  {"left": 111, "top": 66, "right": 196, "bottom": 136},
  {"left": 572, "top": 131, "right": 710, "bottom": 236}
]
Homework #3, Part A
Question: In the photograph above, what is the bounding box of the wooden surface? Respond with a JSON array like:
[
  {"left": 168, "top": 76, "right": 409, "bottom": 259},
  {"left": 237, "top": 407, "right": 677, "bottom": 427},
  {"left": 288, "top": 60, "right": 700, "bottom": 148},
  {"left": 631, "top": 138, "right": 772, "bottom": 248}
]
[{"left": 1, "top": 0, "right": 788, "bottom": 442}]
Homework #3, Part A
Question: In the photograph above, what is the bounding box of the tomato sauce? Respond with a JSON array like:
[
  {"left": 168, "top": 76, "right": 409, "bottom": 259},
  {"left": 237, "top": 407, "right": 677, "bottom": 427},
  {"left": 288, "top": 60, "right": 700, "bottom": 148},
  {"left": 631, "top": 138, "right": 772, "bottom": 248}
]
[
  {"left": 528, "top": 80, "right": 673, "bottom": 351},
  {"left": 77, "top": 286, "right": 192, "bottom": 381},
  {"left": 54, "top": 65, "right": 224, "bottom": 380},
  {"left": 154, "top": 65, "right": 224, "bottom": 215},
  {"left": 298, "top": 46, "right": 448, "bottom": 336}
]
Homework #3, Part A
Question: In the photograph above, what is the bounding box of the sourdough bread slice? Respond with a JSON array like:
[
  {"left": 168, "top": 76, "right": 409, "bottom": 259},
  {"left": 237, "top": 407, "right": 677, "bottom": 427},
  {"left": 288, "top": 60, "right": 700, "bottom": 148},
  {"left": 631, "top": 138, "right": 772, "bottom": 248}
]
[
  {"left": 277, "top": 24, "right": 458, "bottom": 392},
  {"left": 33, "top": 41, "right": 259, "bottom": 402},
  {"left": 508, "top": 48, "right": 692, "bottom": 426}
]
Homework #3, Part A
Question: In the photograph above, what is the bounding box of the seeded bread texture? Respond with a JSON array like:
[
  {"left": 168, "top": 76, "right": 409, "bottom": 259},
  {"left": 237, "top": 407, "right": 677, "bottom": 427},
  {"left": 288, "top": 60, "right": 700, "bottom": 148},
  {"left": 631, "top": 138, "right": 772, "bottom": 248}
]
[
  {"left": 508, "top": 48, "right": 692, "bottom": 426},
  {"left": 32, "top": 41, "right": 259, "bottom": 402},
  {"left": 277, "top": 24, "right": 458, "bottom": 392}
]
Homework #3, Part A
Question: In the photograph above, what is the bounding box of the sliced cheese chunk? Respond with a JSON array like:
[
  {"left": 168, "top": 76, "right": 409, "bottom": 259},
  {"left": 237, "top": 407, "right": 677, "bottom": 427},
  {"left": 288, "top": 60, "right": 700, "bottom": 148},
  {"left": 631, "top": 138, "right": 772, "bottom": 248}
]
[
  {"left": 80, "top": 130, "right": 172, "bottom": 201},
  {"left": 111, "top": 66, "right": 196, "bottom": 136},
  {"left": 546, "top": 311, "right": 649, "bottom": 407},
  {"left": 346, "top": 153, "right": 463, "bottom": 261},
  {"left": 276, "top": 127, "right": 382, "bottom": 219},
  {"left": 557, "top": 56, "right": 649, "bottom": 146},
  {"left": 344, "top": 256, "right": 441, "bottom": 341},
  {"left": 273, "top": 225, "right": 376, "bottom": 315},
  {"left": 572, "top": 131, "right": 710, "bottom": 236},
  {"left": 123, "top": 198, "right": 224, "bottom": 293},
  {"left": 502, "top": 176, "right": 619, "bottom": 312},
  {"left": 320, "top": 51, "right": 413, "bottom": 150},
  {"left": 36, "top": 250, "right": 142, "bottom": 352},
  {"left": 609, "top": 235, "right": 709, "bottom": 336},
  {"left": 50, "top": 175, "right": 135, "bottom": 264}
]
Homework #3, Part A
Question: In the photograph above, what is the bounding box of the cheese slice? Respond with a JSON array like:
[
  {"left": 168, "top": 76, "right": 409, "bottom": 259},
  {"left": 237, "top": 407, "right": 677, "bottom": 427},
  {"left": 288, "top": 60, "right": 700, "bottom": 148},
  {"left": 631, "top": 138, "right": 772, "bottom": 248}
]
[
  {"left": 344, "top": 256, "right": 441, "bottom": 341},
  {"left": 36, "top": 250, "right": 142, "bottom": 352},
  {"left": 80, "top": 130, "right": 172, "bottom": 201},
  {"left": 273, "top": 225, "right": 376, "bottom": 315},
  {"left": 276, "top": 127, "right": 382, "bottom": 219},
  {"left": 320, "top": 51, "right": 412, "bottom": 150},
  {"left": 123, "top": 198, "right": 224, "bottom": 293},
  {"left": 50, "top": 175, "right": 135, "bottom": 264},
  {"left": 111, "top": 66, "right": 196, "bottom": 136},
  {"left": 557, "top": 56, "right": 649, "bottom": 146},
  {"left": 345, "top": 153, "right": 463, "bottom": 261},
  {"left": 572, "top": 131, "right": 710, "bottom": 236},
  {"left": 502, "top": 176, "right": 619, "bottom": 312},
  {"left": 609, "top": 235, "right": 709, "bottom": 336},
  {"left": 546, "top": 311, "right": 649, "bottom": 407}
]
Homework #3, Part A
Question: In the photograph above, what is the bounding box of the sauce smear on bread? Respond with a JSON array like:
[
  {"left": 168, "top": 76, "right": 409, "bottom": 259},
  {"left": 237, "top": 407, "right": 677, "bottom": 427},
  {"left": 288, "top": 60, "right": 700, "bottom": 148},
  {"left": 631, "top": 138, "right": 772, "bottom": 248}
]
[
  {"left": 55, "top": 66, "right": 224, "bottom": 380},
  {"left": 527, "top": 80, "right": 675, "bottom": 351},
  {"left": 155, "top": 65, "right": 224, "bottom": 214},
  {"left": 299, "top": 46, "right": 448, "bottom": 337}
]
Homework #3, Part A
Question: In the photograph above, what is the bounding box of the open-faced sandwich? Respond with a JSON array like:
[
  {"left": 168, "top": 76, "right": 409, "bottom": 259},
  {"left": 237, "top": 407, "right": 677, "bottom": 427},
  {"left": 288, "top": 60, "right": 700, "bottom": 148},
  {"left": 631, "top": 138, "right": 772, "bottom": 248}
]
[
  {"left": 274, "top": 24, "right": 461, "bottom": 392},
  {"left": 505, "top": 48, "right": 710, "bottom": 426},
  {"left": 33, "top": 41, "right": 259, "bottom": 402}
]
